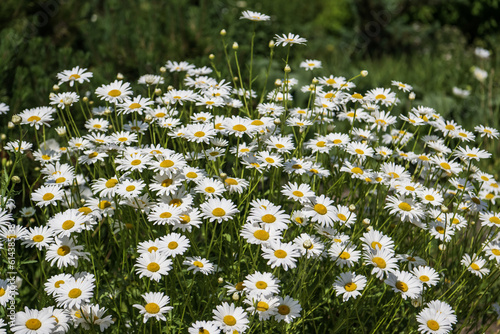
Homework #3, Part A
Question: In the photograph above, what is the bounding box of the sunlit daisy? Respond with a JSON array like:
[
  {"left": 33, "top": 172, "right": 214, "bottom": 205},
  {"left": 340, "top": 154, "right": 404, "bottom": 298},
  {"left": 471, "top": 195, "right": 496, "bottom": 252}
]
[
  {"left": 333, "top": 272, "right": 367, "bottom": 302},
  {"left": 133, "top": 292, "right": 173, "bottom": 323}
]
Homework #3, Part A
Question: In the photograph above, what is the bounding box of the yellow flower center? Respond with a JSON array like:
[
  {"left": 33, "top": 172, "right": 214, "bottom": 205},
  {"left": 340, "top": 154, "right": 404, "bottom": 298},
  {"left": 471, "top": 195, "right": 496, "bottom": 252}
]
[
  {"left": 27, "top": 116, "right": 42, "bottom": 122},
  {"left": 355, "top": 149, "right": 365, "bottom": 155},
  {"left": 147, "top": 262, "right": 160, "bottom": 272},
  {"left": 161, "top": 179, "right": 173, "bottom": 187},
  {"left": 108, "top": 89, "right": 122, "bottom": 97},
  {"left": 314, "top": 203, "right": 327, "bottom": 215},
  {"left": 223, "top": 315, "right": 236, "bottom": 326},
  {"left": 43, "top": 193, "right": 55, "bottom": 201},
  {"left": 131, "top": 159, "right": 141, "bottom": 166},
  {"left": 256, "top": 301, "right": 269, "bottom": 312},
  {"left": 193, "top": 261, "right": 204, "bottom": 267},
  {"left": 261, "top": 214, "right": 276, "bottom": 224},
  {"left": 194, "top": 131, "right": 205, "bottom": 138},
  {"left": 491, "top": 249, "right": 500, "bottom": 256},
  {"left": 168, "top": 241, "right": 178, "bottom": 250},
  {"left": 396, "top": 281, "right": 408, "bottom": 292},
  {"left": 316, "top": 141, "right": 326, "bottom": 147},
  {"left": 375, "top": 94, "right": 386, "bottom": 100},
  {"left": 337, "top": 213, "right": 347, "bottom": 221},
  {"left": 371, "top": 241, "right": 382, "bottom": 250},
  {"left": 435, "top": 226, "right": 445, "bottom": 234},
  {"left": 186, "top": 172, "right": 198, "bottom": 179},
  {"left": 99, "top": 200, "right": 111, "bottom": 209},
  {"left": 33, "top": 235, "right": 44, "bottom": 242},
  {"left": 129, "top": 103, "right": 141, "bottom": 109},
  {"left": 292, "top": 190, "right": 304, "bottom": 197},
  {"left": 160, "top": 212, "right": 172, "bottom": 219},
  {"left": 419, "top": 275, "right": 430, "bottom": 282},
  {"left": 145, "top": 303, "right": 160, "bottom": 314},
  {"left": 126, "top": 185, "right": 135, "bottom": 192},
  {"left": 148, "top": 246, "right": 158, "bottom": 253},
  {"left": 62, "top": 220, "right": 75, "bottom": 230},
  {"left": 265, "top": 157, "right": 275, "bottom": 164},
  {"left": 425, "top": 195, "right": 435, "bottom": 201},
  {"left": 256, "top": 281, "right": 267, "bottom": 289},
  {"left": 205, "top": 187, "right": 215, "bottom": 193},
  {"left": 68, "top": 288, "right": 82, "bottom": 298},
  {"left": 212, "top": 208, "right": 226, "bottom": 217},
  {"left": 233, "top": 124, "right": 247, "bottom": 132},
  {"left": 25, "top": 319, "right": 42, "bottom": 330},
  {"left": 160, "top": 160, "right": 174, "bottom": 168},
  {"left": 0, "top": 288, "right": 5, "bottom": 297},
  {"left": 225, "top": 178, "right": 238, "bottom": 186},
  {"left": 57, "top": 245, "right": 70, "bottom": 256},
  {"left": 69, "top": 73, "right": 81, "bottom": 80},
  {"left": 251, "top": 120, "right": 264, "bottom": 126},
  {"left": 427, "top": 320, "right": 440, "bottom": 331},
  {"left": 339, "top": 252, "right": 350, "bottom": 259},
  {"left": 470, "top": 263, "right": 480, "bottom": 271},
  {"left": 253, "top": 230, "right": 269, "bottom": 241},
  {"left": 351, "top": 167, "right": 363, "bottom": 174},
  {"left": 489, "top": 217, "right": 500, "bottom": 224},
  {"left": 274, "top": 250, "right": 287, "bottom": 258},
  {"left": 440, "top": 162, "right": 451, "bottom": 170},
  {"left": 344, "top": 282, "right": 357, "bottom": 292},
  {"left": 55, "top": 177, "right": 66, "bottom": 183},
  {"left": 278, "top": 304, "right": 291, "bottom": 315},
  {"left": 54, "top": 280, "right": 65, "bottom": 288},
  {"left": 398, "top": 202, "right": 412, "bottom": 211},
  {"left": 372, "top": 256, "right": 386, "bottom": 268}
]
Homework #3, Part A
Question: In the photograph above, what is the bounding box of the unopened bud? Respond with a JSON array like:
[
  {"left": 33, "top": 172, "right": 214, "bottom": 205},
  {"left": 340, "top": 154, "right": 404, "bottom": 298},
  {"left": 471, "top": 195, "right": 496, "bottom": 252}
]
[
  {"left": 89, "top": 101, "right": 94, "bottom": 105},
  {"left": 327, "top": 125, "right": 335, "bottom": 132},
  {"left": 219, "top": 173, "right": 227, "bottom": 179},
  {"left": 312, "top": 78, "right": 319, "bottom": 85},
  {"left": 167, "top": 85, "right": 174, "bottom": 91},
  {"left": 160, "top": 66, "right": 167, "bottom": 73},
  {"left": 361, "top": 70, "right": 368, "bottom": 77},
  {"left": 82, "top": 96, "right": 89, "bottom": 102},
  {"left": 29, "top": 218, "right": 35, "bottom": 224},
  {"left": 218, "top": 277, "right": 224, "bottom": 284},
  {"left": 0, "top": 134, "right": 6, "bottom": 140},
  {"left": 6, "top": 160, "right": 12, "bottom": 167},
  {"left": 441, "top": 205, "right": 448, "bottom": 213},
  {"left": 232, "top": 42, "right": 239, "bottom": 50},
  {"left": 116, "top": 73, "right": 124, "bottom": 80},
  {"left": 144, "top": 115, "right": 153, "bottom": 123},
  {"left": 220, "top": 29, "right": 227, "bottom": 36},
  {"left": 209, "top": 54, "right": 215, "bottom": 60},
  {"left": 269, "top": 40, "right": 275, "bottom": 48},
  {"left": 362, "top": 218, "right": 371, "bottom": 225},
  {"left": 303, "top": 240, "right": 313, "bottom": 249},
  {"left": 284, "top": 65, "right": 291, "bottom": 73},
  {"left": 55, "top": 126, "right": 66, "bottom": 136},
  {"left": 232, "top": 293, "right": 240, "bottom": 301},
  {"left": 409, "top": 92, "right": 416, "bottom": 100},
  {"left": 275, "top": 79, "right": 282, "bottom": 87},
  {"left": 49, "top": 92, "right": 55, "bottom": 98},
  {"left": 154, "top": 88, "right": 162, "bottom": 95},
  {"left": 273, "top": 119, "right": 281, "bottom": 125},
  {"left": 11, "top": 115, "right": 22, "bottom": 125},
  {"left": 7, "top": 122, "right": 15, "bottom": 129},
  {"left": 233, "top": 77, "right": 239, "bottom": 82},
  {"left": 53, "top": 84, "right": 60, "bottom": 91},
  {"left": 438, "top": 244, "right": 446, "bottom": 251},
  {"left": 104, "top": 108, "right": 112, "bottom": 115},
  {"left": 11, "top": 176, "right": 21, "bottom": 184},
  {"left": 349, "top": 204, "right": 356, "bottom": 212}
]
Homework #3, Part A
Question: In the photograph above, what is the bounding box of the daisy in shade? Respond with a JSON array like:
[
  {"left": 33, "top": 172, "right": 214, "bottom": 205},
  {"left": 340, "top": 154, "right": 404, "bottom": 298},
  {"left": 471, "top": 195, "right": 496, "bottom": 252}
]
[
  {"left": 412, "top": 266, "right": 440, "bottom": 287},
  {"left": 184, "top": 257, "right": 215, "bottom": 275},
  {"left": 281, "top": 182, "right": 315, "bottom": 204},
  {"left": 261, "top": 241, "right": 300, "bottom": 271},
  {"left": 133, "top": 292, "right": 173, "bottom": 323},
  {"left": 329, "top": 242, "right": 361, "bottom": 268},
  {"left": 245, "top": 296, "right": 279, "bottom": 320},
  {"left": 333, "top": 272, "right": 367, "bottom": 302},
  {"left": 428, "top": 221, "right": 455, "bottom": 242},
  {"left": 55, "top": 276, "right": 95, "bottom": 309},
  {"left": 32, "top": 185, "right": 64, "bottom": 207},
  {"left": 365, "top": 248, "right": 399, "bottom": 279},
  {"left": 273, "top": 296, "right": 301, "bottom": 324},
  {"left": 293, "top": 233, "right": 324, "bottom": 258},
  {"left": 461, "top": 253, "right": 490, "bottom": 278},
  {"left": 11, "top": 307, "right": 56, "bottom": 334},
  {"left": 188, "top": 321, "right": 220, "bottom": 334},
  {"left": 73, "top": 303, "right": 114, "bottom": 332},
  {"left": 213, "top": 302, "right": 249, "bottom": 334},
  {"left": 57, "top": 66, "right": 93, "bottom": 86},
  {"left": 243, "top": 271, "right": 280, "bottom": 298},
  {"left": 95, "top": 80, "right": 132, "bottom": 103},
  {"left": 398, "top": 254, "right": 426, "bottom": 270},
  {"left": 200, "top": 198, "right": 239, "bottom": 223},
  {"left": 135, "top": 251, "right": 173, "bottom": 281},
  {"left": 158, "top": 233, "right": 190, "bottom": 257},
  {"left": 385, "top": 270, "right": 423, "bottom": 300},
  {"left": 304, "top": 195, "right": 336, "bottom": 227},
  {"left": 46, "top": 237, "right": 90, "bottom": 269}
]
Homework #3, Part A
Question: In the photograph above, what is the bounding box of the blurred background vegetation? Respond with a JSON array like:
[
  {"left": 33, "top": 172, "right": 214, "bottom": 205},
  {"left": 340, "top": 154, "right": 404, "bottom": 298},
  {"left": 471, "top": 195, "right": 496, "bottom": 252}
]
[{"left": 1, "top": 0, "right": 500, "bottom": 130}]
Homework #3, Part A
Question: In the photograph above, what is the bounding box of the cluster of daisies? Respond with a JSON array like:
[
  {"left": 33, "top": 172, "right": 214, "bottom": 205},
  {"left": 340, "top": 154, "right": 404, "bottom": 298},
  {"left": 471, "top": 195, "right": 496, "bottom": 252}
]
[{"left": 1, "top": 9, "right": 500, "bottom": 334}]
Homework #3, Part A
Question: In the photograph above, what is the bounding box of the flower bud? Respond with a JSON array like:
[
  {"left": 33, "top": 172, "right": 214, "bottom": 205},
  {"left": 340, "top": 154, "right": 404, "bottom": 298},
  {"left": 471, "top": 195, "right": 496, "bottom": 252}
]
[
  {"left": 11, "top": 115, "right": 22, "bottom": 125},
  {"left": 218, "top": 277, "right": 224, "bottom": 284},
  {"left": 11, "top": 176, "right": 21, "bottom": 184},
  {"left": 144, "top": 115, "right": 153, "bottom": 123},
  {"left": 89, "top": 101, "right": 94, "bottom": 105},
  {"left": 7, "top": 122, "right": 14, "bottom": 129},
  {"left": 220, "top": 29, "right": 227, "bottom": 36},
  {"left": 116, "top": 73, "right": 124, "bottom": 80},
  {"left": 362, "top": 218, "right": 371, "bottom": 225},
  {"left": 0, "top": 134, "right": 6, "bottom": 140},
  {"left": 232, "top": 292, "right": 240, "bottom": 301},
  {"left": 209, "top": 54, "right": 215, "bottom": 60},
  {"left": 441, "top": 205, "right": 448, "bottom": 213},
  {"left": 273, "top": 119, "right": 281, "bottom": 125},
  {"left": 219, "top": 173, "right": 227, "bottom": 179},
  {"left": 232, "top": 42, "right": 239, "bottom": 50},
  {"left": 303, "top": 240, "right": 313, "bottom": 249},
  {"left": 49, "top": 92, "right": 55, "bottom": 98},
  {"left": 55, "top": 126, "right": 66, "bottom": 137},
  {"left": 154, "top": 88, "right": 162, "bottom": 95},
  {"left": 312, "top": 78, "right": 319, "bottom": 85},
  {"left": 233, "top": 77, "right": 239, "bottom": 82},
  {"left": 284, "top": 64, "right": 291, "bottom": 73},
  {"left": 349, "top": 204, "right": 356, "bottom": 212},
  {"left": 275, "top": 79, "right": 282, "bottom": 87},
  {"left": 361, "top": 70, "right": 368, "bottom": 77},
  {"left": 409, "top": 92, "right": 416, "bottom": 100},
  {"left": 82, "top": 96, "right": 89, "bottom": 102},
  {"left": 104, "top": 108, "right": 112, "bottom": 115},
  {"left": 53, "top": 84, "right": 60, "bottom": 91},
  {"left": 269, "top": 40, "right": 275, "bottom": 48},
  {"left": 167, "top": 85, "right": 174, "bottom": 91},
  {"left": 438, "top": 244, "right": 446, "bottom": 251},
  {"left": 160, "top": 66, "right": 167, "bottom": 73}
]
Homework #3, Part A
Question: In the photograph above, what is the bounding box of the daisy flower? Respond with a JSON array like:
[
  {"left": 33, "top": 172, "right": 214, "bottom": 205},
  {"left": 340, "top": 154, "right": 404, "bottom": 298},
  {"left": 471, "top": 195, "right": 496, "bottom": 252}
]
[
  {"left": 304, "top": 195, "right": 337, "bottom": 227},
  {"left": 57, "top": 66, "right": 93, "bottom": 86},
  {"left": 474, "top": 125, "right": 499, "bottom": 139},
  {"left": 150, "top": 153, "right": 186, "bottom": 176},
  {"left": 148, "top": 203, "right": 183, "bottom": 225},
  {"left": 44, "top": 273, "right": 73, "bottom": 297},
  {"left": 274, "top": 296, "right": 302, "bottom": 323},
  {"left": 385, "top": 195, "right": 426, "bottom": 225},
  {"left": 133, "top": 292, "right": 173, "bottom": 323},
  {"left": 11, "top": 307, "right": 56, "bottom": 334},
  {"left": 416, "top": 306, "right": 454, "bottom": 334},
  {"left": 300, "top": 59, "right": 322, "bottom": 71},
  {"left": 138, "top": 74, "right": 164, "bottom": 85},
  {"left": 115, "top": 152, "right": 151, "bottom": 173},
  {"left": 195, "top": 178, "right": 226, "bottom": 198},
  {"left": 223, "top": 176, "right": 249, "bottom": 194},
  {"left": 19, "top": 107, "right": 55, "bottom": 129},
  {"left": 329, "top": 242, "right": 361, "bottom": 268},
  {"left": 248, "top": 204, "right": 289, "bottom": 232},
  {"left": 281, "top": 182, "right": 315, "bottom": 204},
  {"left": 50, "top": 92, "right": 79, "bottom": 108},
  {"left": 333, "top": 272, "right": 367, "bottom": 302},
  {"left": 0, "top": 279, "right": 16, "bottom": 307},
  {"left": 461, "top": 254, "right": 490, "bottom": 278},
  {"left": 95, "top": 80, "right": 132, "bottom": 103},
  {"left": 245, "top": 296, "right": 279, "bottom": 320},
  {"left": 159, "top": 233, "right": 190, "bottom": 257},
  {"left": 385, "top": 270, "right": 423, "bottom": 300},
  {"left": 55, "top": 276, "right": 95, "bottom": 309},
  {"left": 483, "top": 240, "right": 500, "bottom": 263},
  {"left": 399, "top": 254, "right": 426, "bottom": 271},
  {"left": 212, "top": 302, "right": 249, "bottom": 333},
  {"left": 360, "top": 229, "right": 395, "bottom": 253},
  {"left": 117, "top": 95, "right": 154, "bottom": 115},
  {"left": 240, "top": 10, "right": 270, "bottom": 21},
  {"left": 345, "top": 141, "right": 374, "bottom": 161},
  {"left": 200, "top": 198, "right": 239, "bottom": 223},
  {"left": 293, "top": 233, "right": 324, "bottom": 258},
  {"left": 31, "top": 185, "right": 64, "bottom": 207},
  {"left": 261, "top": 241, "right": 300, "bottom": 271},
  {"left": 46, "top": 237, "right": 90, "bottom": 268},
  {"left": 73, "top": 304, "right": 114, "bottom": 332},
  {"left": 135, "top": 251, "right": 173, "bottom": 281},
  {"left": 243, "top": 271, "right": 280, "bottom": 298},
  {"left": 274, "top": 33, "right": 307, "bottom": 46},
  {"left": 21, "top": 226, "right": 54, "bottom": 250},
  {"left": 48, "top": 209, "right": 89, "bottom": 238},
  {"left": 188, "top": 321, "right": 220, "bottom": 334},
  {"left": 412, "top": 266, "right": 440, "bottom": 287},
  {"left": 240, "top": 222, "right": 281, "bottom": 246},
  {"left": 365, "top": 248, "right": 399, "bottom": 279},
  {"left": 184, "top": 256, "right": 215, "bottom": 275}
]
